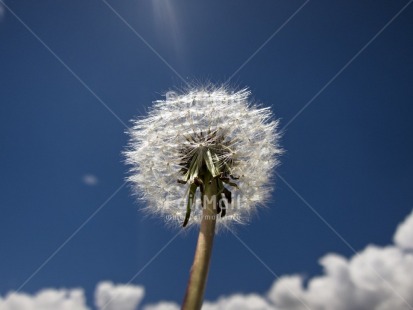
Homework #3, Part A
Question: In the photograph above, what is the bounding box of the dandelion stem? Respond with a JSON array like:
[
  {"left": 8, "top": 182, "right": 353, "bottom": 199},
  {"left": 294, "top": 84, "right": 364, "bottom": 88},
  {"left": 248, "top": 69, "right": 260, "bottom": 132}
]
[{"left": 182, "top": 174, "right": 217, "bottom": 310}]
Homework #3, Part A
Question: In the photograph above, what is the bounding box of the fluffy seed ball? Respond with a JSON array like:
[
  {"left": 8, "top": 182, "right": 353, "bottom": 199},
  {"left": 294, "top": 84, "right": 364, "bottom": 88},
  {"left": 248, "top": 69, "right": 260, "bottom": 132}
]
[{"left": 125, "top": 86, "right": 282, "bottom": 229}]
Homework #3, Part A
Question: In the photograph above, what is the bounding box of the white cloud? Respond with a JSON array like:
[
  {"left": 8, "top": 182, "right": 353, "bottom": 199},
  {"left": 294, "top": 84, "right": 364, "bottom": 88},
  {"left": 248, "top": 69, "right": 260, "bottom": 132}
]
[
  {"left": 82, "top": 174, "right": 99, "bottom": 186},
  {"left": 0, "top": 288, "right": 89, "bottom": 310},
  {"left": 143, "top": 295, "right": 274, "bottom": 310},
  {"left": 394, "top": 210, "right": 413, "bottom": 250},
  {"left": 1, "top": 210, "right": 413, "bottom": 310},
  {"left": 267, "top": 276, "right": 305, "bottom": 310},
  {"left": 143, "top": 302, "right": 180, "bottom": 310},
  {"left": 265, "top": 211, "right": 413, "bottom": 310},
  {"left": 95, "top": 281, "right": 144, "bottom": 310},
  {"left": 0, "top": 283, "right": 145, "bottom": 310},
  {"left": 149, "top": 210, "right": 413, "bottom": 310},
  {"left": 267, "top": 245, "right": 413, "bottom": 310},
  {"left": 203, "top": 294, "right": 274, "bottom": 310}
]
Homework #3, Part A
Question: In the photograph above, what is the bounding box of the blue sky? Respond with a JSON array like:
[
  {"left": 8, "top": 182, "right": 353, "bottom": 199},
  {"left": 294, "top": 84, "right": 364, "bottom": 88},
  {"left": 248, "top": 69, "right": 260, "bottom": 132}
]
[{"left": 1, "top": 1, "right": 413, "bottom": 309}]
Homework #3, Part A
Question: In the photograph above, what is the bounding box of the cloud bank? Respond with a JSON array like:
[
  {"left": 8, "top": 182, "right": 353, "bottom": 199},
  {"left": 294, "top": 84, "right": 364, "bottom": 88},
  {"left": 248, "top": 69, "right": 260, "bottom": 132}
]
[
  {"left": 95, "top": 282, "right": 144, "bottom": 310},
  {"left": 0, "top": 288, "right": 88, "bottom": 310},
  {"left": 1, "top": 210, "right": 413, "bottom": 310}
]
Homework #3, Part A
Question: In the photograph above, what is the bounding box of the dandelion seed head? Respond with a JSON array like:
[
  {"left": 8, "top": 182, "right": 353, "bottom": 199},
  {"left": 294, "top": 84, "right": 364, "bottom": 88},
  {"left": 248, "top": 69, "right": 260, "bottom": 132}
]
[{"left": 125, "top": 85, "right": 282, "bottom": 229}]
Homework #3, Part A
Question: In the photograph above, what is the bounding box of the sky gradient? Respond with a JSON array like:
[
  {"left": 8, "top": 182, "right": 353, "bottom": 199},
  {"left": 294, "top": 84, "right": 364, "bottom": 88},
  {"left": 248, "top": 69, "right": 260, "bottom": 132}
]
[{"left": 1, "top": 1, "right": 413, "bottom": 309}]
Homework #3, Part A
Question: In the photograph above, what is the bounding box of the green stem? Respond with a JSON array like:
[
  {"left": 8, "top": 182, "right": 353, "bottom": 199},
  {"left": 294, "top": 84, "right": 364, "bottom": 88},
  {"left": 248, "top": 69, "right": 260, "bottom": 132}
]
[{"left": 182, "top": 176, "right": 217, "bottom": 310}]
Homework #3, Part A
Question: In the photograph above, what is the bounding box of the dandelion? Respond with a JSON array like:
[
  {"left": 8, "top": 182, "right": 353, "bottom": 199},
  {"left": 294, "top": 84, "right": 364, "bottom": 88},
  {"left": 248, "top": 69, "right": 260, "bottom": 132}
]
[{"left": 125, "top": 85, "right": 281, "bottom": 309}]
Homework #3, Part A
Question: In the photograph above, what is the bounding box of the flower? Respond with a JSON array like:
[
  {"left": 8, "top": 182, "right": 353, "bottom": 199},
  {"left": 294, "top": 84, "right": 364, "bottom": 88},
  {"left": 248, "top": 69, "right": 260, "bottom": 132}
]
[{"left": 125, "top": 86, "right": 282, "bottom": 229}]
